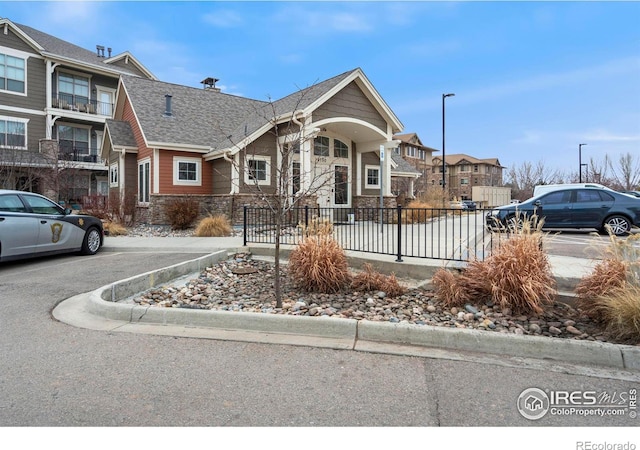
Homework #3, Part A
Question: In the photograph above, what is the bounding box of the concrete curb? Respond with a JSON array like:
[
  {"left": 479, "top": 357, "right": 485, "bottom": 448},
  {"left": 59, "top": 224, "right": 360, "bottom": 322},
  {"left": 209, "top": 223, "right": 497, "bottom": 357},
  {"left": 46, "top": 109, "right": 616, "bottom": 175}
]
[{"left": 54, "top": 251, "right": 640, "bottom": 371}]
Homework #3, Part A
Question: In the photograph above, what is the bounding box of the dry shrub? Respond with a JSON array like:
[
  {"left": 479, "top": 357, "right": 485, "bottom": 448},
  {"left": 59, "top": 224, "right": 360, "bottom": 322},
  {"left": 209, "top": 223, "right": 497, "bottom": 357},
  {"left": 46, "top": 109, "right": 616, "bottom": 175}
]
[
  {"left": 195, "top": 214, "right": 232, "bottom": 237},
  {"left": 402, "top": 200, "right": 440, "bottom": 224},
  {"left": 298, "top": 217, "right": 333, "bottom": 236},
  {"left": 432, "top": 218, "right": 556, "bottom": 314},
  {"left": 351, "top": 263, "right": 407, "bottom": 297},
  {"left": 164, "top": 197, "right": 199, "bottom": 230},
  {"left": 288, "top": 235, "right": 351, "bottom": 293},
  {"left": 575, "top": 232, "right": 640, "bottom": 341},
  {"left": 597, "top": 285, "right": 640, "bottom": 343},
  {"left": 103, "top": 221, "right": 127, "bottom": 236},
  {"left": 431, "top": 268, "right": 468, "bottom": 306},
  {"left": 575, "top": 258, "right": 628, "bottom": 318}
]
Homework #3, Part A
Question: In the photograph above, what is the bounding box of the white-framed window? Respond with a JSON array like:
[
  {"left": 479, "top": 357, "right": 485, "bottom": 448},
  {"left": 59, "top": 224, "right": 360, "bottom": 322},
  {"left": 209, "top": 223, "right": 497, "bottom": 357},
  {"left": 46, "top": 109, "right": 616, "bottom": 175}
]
[
  {"left": 365, "top": 165, "right": 380, "bottom": 188},
  {"left": 245, "top": 155, "right": 270, "bottom": 186},
  {"left": 173, "top": 156, "right": 201, "bottom": 186},
  {"left": 0, "top": 51, "right": 26, "bottom": 94},
  {"left": 461, "top": 178, "right": 469, "bottom": 185},
  {"left": 334, "top": 139, "right": 349, "bottom": 158},
  {"left": 109, "top": 163, "right": 118, "bottom": 187},
  {"left": 58, "top": 72, "right": 89, "bottom": 107},
  {"left": 138, "top": 159, "right": 150, "bottom": 204},
  {"left": 407, "top": 146, "right": 416, "bottom": 157},
  {"left": 57, "top": 123, "right": 90, "bottom": 158},
  {"left": 313, "top": 136, "right": 329, "bottom": 156},
  {"left": 473, "top": 165, "right": 479, "bottom": 172},
  {"left": 394, "top": 146, "right": 401, "bottom": 155},
  {"left": 0, "top": 116, "right": 27, "bottom": 149}
]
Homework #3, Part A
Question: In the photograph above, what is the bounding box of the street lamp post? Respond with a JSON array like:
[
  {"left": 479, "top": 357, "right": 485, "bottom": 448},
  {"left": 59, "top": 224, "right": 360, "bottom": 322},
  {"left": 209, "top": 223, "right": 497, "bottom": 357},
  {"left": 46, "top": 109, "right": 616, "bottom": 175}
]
[
  {"left": 442, "top": 93, "right": 455, "bottom": 192},
  {"left": 579, "top": 143, "right": 587, "bottom": 183}
]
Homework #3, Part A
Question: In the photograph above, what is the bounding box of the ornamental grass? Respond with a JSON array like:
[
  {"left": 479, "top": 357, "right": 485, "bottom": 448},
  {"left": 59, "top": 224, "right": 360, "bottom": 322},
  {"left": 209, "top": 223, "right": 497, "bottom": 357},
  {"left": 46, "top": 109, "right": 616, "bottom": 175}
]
[{"left": 288, "top": 235, "right": 351, "bottom": 293}]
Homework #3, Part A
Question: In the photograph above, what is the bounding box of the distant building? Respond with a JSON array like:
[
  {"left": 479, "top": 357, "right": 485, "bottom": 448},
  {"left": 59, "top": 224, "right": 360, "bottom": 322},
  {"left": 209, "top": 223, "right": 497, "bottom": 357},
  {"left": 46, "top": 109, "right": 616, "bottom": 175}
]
[
  {"left": 391, "top": 132, "right": 435, "bottom": 199},
  {"left": 430, "top": 153, "right": 504, "bottom": 200}
]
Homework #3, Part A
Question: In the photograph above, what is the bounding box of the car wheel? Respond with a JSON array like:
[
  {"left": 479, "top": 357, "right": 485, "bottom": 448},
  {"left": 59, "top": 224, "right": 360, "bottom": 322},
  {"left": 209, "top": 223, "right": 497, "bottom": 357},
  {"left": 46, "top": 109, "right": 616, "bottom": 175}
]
[
  {"left": 81, "top": 227, "right": 102, "bottom": 255},
  {"left": 603, "top": 215, "right": 631, "bottom": 236}
]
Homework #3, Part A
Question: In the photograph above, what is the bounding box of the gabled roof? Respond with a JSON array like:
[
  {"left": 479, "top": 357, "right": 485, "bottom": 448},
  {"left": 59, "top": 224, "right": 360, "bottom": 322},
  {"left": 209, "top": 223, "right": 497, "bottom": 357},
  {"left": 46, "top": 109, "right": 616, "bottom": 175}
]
[
  {"left": 105, "top": 119, "right": 137, "bottom": 149},
  {"left": 1, "top": 19, "right": 155, "bottom": 79},
  {"left": 433, "top": 153, "right": 504, "bottom": 168},
  {"left": 390, "top": 153, "right": 421, "bottom": 177},
  {"left": 119, "top": 75, "right": 267, "bottom": 151},
  {"left": 393, "top": 132, "right": 438, "bottom": 152},
  {"left": 116, "top": 68, "right": 403, "bottom": 155}
]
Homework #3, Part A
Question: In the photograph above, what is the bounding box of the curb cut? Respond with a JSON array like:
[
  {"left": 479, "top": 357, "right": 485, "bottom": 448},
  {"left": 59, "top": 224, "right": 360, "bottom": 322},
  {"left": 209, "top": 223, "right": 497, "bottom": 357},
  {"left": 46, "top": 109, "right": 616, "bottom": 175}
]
[{"left": 54, "top": 251, "right": 640, "bottom": 372}]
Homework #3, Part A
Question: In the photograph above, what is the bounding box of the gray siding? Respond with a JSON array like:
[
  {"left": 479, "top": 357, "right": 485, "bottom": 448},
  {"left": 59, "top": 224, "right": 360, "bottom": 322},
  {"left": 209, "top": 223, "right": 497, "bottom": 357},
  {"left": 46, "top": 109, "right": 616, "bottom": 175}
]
[
  {"left": 212, "top": 159, "right": 231, "bottom": 195},
  {"left": 0, "top": 54, "right": 46, "bottom": 111},
  {"left": 1, "top": 27, "right": 35, "bottom": 52},
  {"left": 107, "top": 59, "right": 148, "bottom": 77},
  {"left": 240, "top": 132, "right": 276, "bottom": 195},
  {"left": 361, "top": 151, "right": 380, "bottom": 195},
  {"left": 314, "top": 81, "right": 386, "bottom": 131}
]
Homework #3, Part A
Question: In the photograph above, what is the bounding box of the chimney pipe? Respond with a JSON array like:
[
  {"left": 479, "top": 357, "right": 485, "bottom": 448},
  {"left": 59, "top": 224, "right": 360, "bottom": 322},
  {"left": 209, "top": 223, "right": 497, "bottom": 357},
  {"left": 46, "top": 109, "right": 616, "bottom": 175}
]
[
  {"left": 107, "top": 47, "right": 112, "bottom": 57},
  {"left": 164, "top": 94, "right": 172, "bottom": 117}
]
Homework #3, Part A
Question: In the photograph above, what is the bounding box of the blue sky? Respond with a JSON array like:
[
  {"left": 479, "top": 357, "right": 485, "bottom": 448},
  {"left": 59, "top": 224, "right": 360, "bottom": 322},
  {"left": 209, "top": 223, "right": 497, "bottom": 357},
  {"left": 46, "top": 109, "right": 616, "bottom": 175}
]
[{"left": 3, "top": 1, "right": 639, "bottom": 175}]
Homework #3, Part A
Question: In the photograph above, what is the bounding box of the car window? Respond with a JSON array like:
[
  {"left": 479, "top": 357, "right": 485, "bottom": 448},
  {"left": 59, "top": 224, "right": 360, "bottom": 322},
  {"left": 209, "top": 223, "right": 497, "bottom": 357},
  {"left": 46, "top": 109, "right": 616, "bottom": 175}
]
[
  {"left": 576, "top": 190, "right": 602, "bottom": 202},
  {"left": 540, "top": 191, "right": 571, "bottom": 205},
  {"left": 22, "top": 194, "right": 64, "bottom": 215},
  {"left": 599, "top": 192, "right": 614, "bottom": 202},
  {"left": 0, "top": 194, "right": 27, "bottom": 212}
]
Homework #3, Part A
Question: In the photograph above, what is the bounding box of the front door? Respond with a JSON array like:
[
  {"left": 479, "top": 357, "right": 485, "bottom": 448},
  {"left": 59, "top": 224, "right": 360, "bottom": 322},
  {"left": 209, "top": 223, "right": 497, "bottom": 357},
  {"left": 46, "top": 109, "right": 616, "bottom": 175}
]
[{"left": 334, "top": 165, "right": 349, "bottom": 207}]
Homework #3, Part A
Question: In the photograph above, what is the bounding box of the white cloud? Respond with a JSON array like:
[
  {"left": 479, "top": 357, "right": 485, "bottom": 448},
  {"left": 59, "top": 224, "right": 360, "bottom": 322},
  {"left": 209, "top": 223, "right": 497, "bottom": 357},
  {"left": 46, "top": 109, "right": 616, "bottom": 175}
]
[{"left": 202, "top": 9, "right": 244, "bottom": 28}]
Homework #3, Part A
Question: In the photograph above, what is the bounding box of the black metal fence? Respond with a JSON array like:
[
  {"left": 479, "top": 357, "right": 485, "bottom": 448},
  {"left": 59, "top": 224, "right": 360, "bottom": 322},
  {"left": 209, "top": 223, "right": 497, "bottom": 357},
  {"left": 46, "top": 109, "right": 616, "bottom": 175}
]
[{"left": 243, "top": 205, "right": 503, "bottom": 262}]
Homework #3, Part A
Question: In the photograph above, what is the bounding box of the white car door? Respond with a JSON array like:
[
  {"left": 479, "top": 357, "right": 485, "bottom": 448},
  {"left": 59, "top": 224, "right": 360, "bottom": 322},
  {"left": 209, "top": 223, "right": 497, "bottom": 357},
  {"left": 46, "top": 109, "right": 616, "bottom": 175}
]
[{"left": 0, "top": 193, "right": 38, "bottom": 259}]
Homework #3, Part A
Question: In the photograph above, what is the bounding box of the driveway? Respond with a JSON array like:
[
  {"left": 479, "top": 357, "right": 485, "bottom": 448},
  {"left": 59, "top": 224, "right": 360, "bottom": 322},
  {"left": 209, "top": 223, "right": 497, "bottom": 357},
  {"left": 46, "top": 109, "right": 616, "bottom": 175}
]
[{"left": 1, "top": 250, "right": 638, "bottom": 432}]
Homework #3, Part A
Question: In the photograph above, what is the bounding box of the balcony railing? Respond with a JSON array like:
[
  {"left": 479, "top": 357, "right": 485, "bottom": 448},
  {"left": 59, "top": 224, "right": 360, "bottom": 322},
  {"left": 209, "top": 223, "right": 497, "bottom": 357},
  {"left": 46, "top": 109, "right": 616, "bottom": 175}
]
[
  {"left": 59, "top": 145, "right": 101, "bottom": 164},
  {"left": 52, "top": 94, "right": 113, "bottom": 116}
]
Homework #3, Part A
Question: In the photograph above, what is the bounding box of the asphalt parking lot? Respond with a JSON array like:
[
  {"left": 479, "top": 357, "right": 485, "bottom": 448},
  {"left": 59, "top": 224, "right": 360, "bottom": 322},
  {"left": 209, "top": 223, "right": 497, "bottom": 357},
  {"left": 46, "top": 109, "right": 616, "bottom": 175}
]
[{"left": 1, "top": 244, "right": 639, "bottom": 434}]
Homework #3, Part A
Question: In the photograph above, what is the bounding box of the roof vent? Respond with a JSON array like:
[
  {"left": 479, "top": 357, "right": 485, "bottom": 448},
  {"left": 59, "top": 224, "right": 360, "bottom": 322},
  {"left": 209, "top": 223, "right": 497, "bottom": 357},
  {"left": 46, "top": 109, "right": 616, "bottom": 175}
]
[
  {"left": 96, "top": 45, "right": 105, "bottom": 57},
  {"left": 107, "top": 47, "right": 112, "bottom": 58},
  {"left": 201, "top": 77, "right": 221, "bottom": 92},
  {"left": 164, "top": 94, "right": 173, "bottom": 117}
]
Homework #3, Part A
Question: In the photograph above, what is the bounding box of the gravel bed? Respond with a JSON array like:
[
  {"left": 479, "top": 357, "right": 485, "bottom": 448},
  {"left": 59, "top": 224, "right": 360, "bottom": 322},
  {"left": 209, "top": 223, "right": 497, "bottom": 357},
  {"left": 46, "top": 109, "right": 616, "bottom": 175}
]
[
  {"left": 128, "top": 252, "right": 629, "bottom": 345},
  {"left": 116, "top": 224, "right": 243, "bottom": 237}
]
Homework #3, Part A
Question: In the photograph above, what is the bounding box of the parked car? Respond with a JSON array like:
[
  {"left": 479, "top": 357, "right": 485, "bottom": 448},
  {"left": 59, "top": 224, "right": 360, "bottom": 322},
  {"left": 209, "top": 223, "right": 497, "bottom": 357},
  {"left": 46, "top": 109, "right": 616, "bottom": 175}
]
[
  {"left": 449, "top": 201, "right": 466, "bottom": 209},
  {"left": 462, "top": 200, "right": 477, "bottom": 210},
  {"left": 0, "top": 190, "right": 104, "bottom": 262},
  {"left": 623, "top": 191, "right": 640, "bottom": 198},
  {"left": 486, "top": 187, "right": 640, "bottom": 236}
]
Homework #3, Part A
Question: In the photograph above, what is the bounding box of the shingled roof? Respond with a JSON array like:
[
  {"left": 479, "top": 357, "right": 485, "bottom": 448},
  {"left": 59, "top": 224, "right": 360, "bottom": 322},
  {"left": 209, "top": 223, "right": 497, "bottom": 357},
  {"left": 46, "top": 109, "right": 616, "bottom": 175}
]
[
  {"left": 105, "top": 119, "right": 137, "bottom": 149},
  {"left": 7, "top": 20, "right": 154, "bottom": 78},
  {"left": 119, "top": 68, "right": 362, "bottom": 152}
]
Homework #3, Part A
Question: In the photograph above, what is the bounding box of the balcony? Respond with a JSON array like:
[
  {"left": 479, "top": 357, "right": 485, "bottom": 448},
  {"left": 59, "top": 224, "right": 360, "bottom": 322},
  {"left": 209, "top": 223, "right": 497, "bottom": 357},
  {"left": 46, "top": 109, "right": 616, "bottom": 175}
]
[
  {"left": 52, "top": 93, "right": 113, "bottom": 116},
  {"left": 58, "top": 145, "right": 102, "bottom": 164}
]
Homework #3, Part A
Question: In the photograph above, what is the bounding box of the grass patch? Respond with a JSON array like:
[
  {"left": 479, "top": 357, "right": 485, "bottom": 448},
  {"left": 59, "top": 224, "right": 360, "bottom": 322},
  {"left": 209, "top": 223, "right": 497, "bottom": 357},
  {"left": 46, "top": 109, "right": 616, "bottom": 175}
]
[{"left": 194, "top": 214, "right": 232, "bottom": 237}]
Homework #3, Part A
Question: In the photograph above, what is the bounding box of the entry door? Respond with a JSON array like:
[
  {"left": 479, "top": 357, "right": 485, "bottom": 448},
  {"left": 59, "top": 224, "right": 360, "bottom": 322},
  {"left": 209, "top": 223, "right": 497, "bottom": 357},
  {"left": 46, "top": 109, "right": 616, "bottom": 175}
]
[
  {"left": 334, "top": 165, "right": 349, "bottom": 207},
  {"left": 96, "top": 87, "right": 114, "bottom": 116}
]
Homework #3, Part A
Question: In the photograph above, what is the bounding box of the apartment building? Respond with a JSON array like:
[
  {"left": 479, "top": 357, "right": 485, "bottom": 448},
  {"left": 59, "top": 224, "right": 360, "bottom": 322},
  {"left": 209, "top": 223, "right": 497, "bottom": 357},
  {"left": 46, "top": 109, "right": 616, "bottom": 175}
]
[
  {"left": 0, "top": 18, "right": 154, "bottom": 204},
  {"left": 430, "top": 153, "right": 504, "bottom": 200}
]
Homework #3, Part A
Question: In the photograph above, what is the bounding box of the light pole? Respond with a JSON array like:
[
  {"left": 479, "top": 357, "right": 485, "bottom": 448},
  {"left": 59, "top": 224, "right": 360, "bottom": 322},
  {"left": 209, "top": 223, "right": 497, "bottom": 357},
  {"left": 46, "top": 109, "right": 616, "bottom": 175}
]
[
  {"left": 442, "top": 93, "right": 455, "bottom": 192},
  {"left": 579, "top": 143, "right": 587, "bottom": 183}
]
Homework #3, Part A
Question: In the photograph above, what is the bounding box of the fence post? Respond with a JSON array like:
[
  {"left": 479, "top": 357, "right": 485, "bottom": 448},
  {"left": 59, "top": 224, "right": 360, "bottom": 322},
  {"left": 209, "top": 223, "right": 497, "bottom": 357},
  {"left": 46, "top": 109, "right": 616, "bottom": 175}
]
[
  {"left": 304, "top": 205, "right": 309, "bottom": 229},
  {"left": 243, "top": 205, "right": 247, "bottom": 246},
  {"left": 396, "top": 204, "right": 403, "bottom": 262}
]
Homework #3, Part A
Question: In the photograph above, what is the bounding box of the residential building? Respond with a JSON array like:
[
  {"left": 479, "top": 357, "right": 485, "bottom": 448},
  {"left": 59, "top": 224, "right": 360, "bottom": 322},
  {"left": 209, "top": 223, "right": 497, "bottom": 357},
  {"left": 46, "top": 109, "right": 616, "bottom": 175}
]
[
  {"left": 0, "top": 18, "right": 155, "bottom": 204},
  {"left": 391, "top": 132, "right": 435, "bottom": 199},
  {"left": 104, "top": 68, "right": 416, "bottom": 225},
  {"left": 430, "top": 153, "right": 504, "bottom": 200}
]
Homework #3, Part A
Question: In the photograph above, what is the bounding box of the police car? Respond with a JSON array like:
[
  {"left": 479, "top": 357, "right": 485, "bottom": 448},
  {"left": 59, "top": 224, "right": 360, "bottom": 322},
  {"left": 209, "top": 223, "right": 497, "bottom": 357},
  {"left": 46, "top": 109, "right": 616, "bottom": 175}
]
[{"left": 0, "top": 190, "right": 104, "bottom": 262}]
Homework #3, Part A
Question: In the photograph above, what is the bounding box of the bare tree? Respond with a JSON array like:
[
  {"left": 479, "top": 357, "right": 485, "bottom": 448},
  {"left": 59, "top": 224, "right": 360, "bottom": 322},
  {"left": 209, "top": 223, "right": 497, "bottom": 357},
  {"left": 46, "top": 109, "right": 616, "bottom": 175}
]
[
  {"left": 607, "top": 152, "right": 640, "bottom": 191},
  {"left": 505, "top": 160, "right": 564, "bottom": 200},
  {"left": 223, "top": 92, "right": 344, "bottom": 307}
]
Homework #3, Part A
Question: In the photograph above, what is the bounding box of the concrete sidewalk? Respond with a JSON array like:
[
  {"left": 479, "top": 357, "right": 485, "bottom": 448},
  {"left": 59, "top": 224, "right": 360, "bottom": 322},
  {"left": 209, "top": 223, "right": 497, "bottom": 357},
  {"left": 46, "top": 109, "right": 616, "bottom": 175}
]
[{"left": 50, "top": 235, "right": 640, "bottom": 373}]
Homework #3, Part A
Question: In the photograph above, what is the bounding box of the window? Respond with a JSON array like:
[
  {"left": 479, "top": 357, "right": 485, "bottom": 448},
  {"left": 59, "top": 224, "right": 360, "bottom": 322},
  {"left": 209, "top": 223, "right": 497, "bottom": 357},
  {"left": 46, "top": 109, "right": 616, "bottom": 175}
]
[
  {"left": 58, "top": 72, "right": 89, "bottom": 106},
  {"left": 460, "top": 164, "right": 469, "bottom": 172},
  {"left": 0, "top": 194, "right": 26, "bottom": 212},
  {"left": 407, "top": 146, "right": 416, "bottom": 157},
  {"left": 58, "top": 125, "right": 89, "bottom": 157},
  {"left": 334, "top": 139, "right": 348, "bottom": 158},
  {"left": 365, "top": 165, "right": 379, "bottom": 188},
  {"left": 314, "top": 136, "right": 329, "bottom": 156},
  {"left": 138, "top": 159, "right": 150, "bottom": 204},
  {"left": 23, "top": 194, "right": 63, "bottom": 215},
  {"left": 173, "top": 156, "right": 201, "bottom": 186},
  {"left": 461, "top": 178, "right": 469, "bottom": 185},
  {"left": 292, "top": 162, "right": 301, "bottom": 194},
  {"left": 394, "top": 147, "right": 401, "bottom": 155},
  {"left": 109, "top": 163, "right": 118, "bottom": 187},
  {"left": 473, "top": 165, "right": 479, "bottom": 172},
  {"left": 419, "top": 150, "right": 425, "bottom": 160},
  {"left": 0, "top": 117, "right": 27, "bottom": 148},
  {"left": 245, "top": 155, "right": 270, "bottom": 186},
  {"left": 0, "top": 52, "right": 25, "bottom": 94}
]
